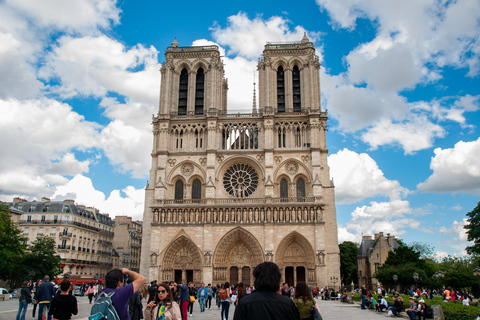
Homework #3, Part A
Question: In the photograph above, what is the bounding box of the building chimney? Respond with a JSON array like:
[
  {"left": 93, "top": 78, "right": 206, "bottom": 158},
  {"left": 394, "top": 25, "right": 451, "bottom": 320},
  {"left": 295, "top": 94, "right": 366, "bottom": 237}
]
[
  {"left": 41, "top": 197, "right": 50, "bottom": 203},
  {"left": 13, "top": 197, "right": 27, "bottom": 205},
  {"left": 64, "top": 199, "right": 75, "bottom": 205}
]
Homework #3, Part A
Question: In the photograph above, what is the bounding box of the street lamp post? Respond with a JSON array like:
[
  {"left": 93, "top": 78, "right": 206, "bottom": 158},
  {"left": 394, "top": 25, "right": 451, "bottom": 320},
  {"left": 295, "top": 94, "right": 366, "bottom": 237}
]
[
  {"left": 393, "top": 274, "right": 398, "bottom": 292},
  {"left": 413, "top": 272, "right": 419, "bottom": 290},
  {"left": 331, "top": 276, "right": 339, "bottom": 292}
]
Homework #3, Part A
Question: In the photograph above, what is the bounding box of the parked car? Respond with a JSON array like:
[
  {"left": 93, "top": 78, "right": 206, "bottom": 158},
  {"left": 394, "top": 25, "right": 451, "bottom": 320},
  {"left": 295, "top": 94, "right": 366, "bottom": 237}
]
[
  {"left": 73, "top": 285, "right": 82, "bottom": 296},
  {"left": 0, "top": 288, "right": 12, "bottom": 299}
]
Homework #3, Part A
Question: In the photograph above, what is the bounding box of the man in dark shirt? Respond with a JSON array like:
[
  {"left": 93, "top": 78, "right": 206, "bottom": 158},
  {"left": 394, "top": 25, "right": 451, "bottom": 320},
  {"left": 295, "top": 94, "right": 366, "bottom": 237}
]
[
  {"left": 35, "top": 276, "right": 56, "bottom": 320},
  {"left": 281, "top": 282, "right": 291, "bottom": 297},
  {"left": 233, "top": 262, "right": 300, "bottom": 320}
]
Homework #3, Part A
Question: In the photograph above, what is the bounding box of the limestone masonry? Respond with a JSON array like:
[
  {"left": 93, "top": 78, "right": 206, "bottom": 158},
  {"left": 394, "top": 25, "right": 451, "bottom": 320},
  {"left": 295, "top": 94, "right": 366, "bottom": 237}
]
[{"left": 140, "top": 34, "right": 340, "bottom": 287}]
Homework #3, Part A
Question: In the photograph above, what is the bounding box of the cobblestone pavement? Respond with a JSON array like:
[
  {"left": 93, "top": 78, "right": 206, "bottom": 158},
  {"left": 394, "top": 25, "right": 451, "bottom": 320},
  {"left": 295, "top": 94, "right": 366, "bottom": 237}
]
[{"left": 0, "top": 295, "right": 404, "bottom": 320}]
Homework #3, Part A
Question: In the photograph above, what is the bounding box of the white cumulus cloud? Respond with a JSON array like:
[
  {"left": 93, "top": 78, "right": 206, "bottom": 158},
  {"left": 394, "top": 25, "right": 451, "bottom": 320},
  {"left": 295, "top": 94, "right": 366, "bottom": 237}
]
[
  {"left": 417, "top": 138, "right": 480, "bottom": 194},
  {"left": 328, "top": 148, "right": 408, "bottom": 203}
]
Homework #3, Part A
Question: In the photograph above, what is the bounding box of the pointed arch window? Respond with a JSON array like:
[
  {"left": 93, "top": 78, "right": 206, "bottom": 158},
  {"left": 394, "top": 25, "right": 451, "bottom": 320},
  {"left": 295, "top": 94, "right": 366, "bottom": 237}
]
[
  {"left": 178, "top": 68, "right": 188, "bottom": 115},
  {"left": 277, "top": 66, "right": 285, "bottom": 113},
  {"left": 292, "top": 65, "right": 301, "bottom": 112},
  {"left": 195, "top": 68, "right": 204, "bottom": 115},
  {"left": 175, "top": 180, "right": 184, "bottom": 201},
  {"left": 296, "top": 178, "right": 305, "bottom": 202},
  {"left": 192, "top": 179, "right": 202, "bottom": 201},
  {"left": 280, "top": 179, "right": 288, "bottom": 201}
]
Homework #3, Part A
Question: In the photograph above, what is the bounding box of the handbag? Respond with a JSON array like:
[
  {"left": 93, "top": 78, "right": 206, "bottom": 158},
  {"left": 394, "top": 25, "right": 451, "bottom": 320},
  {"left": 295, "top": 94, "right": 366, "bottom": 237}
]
[
  {"left": 312, "top": 301, "right": 323, "bottom": 320},
  {"left": 189, "top": 295, "right": 196, "bottom": 303}
]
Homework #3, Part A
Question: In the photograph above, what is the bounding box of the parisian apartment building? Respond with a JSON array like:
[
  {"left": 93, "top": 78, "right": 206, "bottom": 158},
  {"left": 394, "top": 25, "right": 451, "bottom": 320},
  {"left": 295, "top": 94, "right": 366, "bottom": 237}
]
[
  {"left": 10, "top": 197, "right": 120, "bottom": 280},
  {"left": 113, "top": 216, "right": 142, "bottom": 273}
]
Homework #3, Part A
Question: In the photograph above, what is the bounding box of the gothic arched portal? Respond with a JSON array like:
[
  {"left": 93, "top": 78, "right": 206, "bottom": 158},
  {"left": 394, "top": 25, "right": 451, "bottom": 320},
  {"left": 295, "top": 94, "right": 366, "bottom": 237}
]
[
  {"left": 275, "top": 231, "right": 316, "bottom": 286},
  {"left": 162, "top": 235, "right": 203, "bottom": 284},
  {"left": 213, "top": 227, "right": 264, "bottom": 286}
]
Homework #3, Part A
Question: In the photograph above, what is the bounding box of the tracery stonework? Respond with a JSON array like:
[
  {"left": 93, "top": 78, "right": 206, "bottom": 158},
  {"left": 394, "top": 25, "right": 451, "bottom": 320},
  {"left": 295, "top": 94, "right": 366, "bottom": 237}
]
[
  {"left": 285, "top": 161, "right": 299, "bottom": 175},
  {"left": 141, "top": 36, "right": 340, "bottom": 288},
  {"left": 181, "top": 163, "right": 194, "bottom": 176}
]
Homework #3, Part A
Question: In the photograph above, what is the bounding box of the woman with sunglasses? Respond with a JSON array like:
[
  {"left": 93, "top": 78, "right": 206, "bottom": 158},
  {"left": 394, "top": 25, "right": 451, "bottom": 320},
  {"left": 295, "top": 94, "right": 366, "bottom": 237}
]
[{"left": 145, "top": 282, "right": 181, "bottom": 320}]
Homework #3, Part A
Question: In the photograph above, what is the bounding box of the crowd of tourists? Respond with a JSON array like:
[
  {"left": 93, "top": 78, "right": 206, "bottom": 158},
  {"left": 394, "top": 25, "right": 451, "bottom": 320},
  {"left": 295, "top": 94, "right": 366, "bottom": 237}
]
[{"left": 14, "top": 262, "right": 324, "bottom": 320}]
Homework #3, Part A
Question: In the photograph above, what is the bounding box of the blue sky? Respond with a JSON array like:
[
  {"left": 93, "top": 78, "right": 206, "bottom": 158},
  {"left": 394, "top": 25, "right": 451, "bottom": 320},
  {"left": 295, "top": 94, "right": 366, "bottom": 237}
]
[{"left": 1, "top": 0, "right": 479, "bottom": 258}]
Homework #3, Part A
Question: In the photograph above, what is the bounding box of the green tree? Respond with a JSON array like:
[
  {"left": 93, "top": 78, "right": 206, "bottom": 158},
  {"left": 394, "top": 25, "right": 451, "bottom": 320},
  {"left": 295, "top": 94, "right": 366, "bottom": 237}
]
[
  {"left": 465, "top": 201, "right": 480, "bottom": 255},
  {"left": 339, "top": 241, "right": 359, "bottom": 286},
  {"left": 0, "top": 202, "right": 27, "bottom": 281},
  {"left": 22, "top": 236, "right": 62, "bottom": 280},
  {"left": 383, "top": 244, "right": 424, "bottom": 268}
]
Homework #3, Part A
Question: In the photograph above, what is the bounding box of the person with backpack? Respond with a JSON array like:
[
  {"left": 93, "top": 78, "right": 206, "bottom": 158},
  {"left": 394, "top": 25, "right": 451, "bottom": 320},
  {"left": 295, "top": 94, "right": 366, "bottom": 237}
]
[
  {"left": 219, "top": 282, "right": 231, "bottom": 320},
  {"left": 293, "top": 281, "right": 321, "bottom": 320},
  {"left": 197, "top": 283, "right": 207, "bottom": 312},
  {"left": 49, "top": 279, "right": 78, "bottom": 320},
  {"left": 90, "top": 268, "right": 146, "bottom": 320}
]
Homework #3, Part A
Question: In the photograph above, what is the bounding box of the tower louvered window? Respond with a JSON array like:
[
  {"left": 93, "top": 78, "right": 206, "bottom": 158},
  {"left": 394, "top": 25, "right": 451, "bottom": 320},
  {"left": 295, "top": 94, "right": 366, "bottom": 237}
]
[
  {"left": 195, "top": 68, "right": 204, "bottom": 115},
  {"left": 175, "top": 180, "right": 184, "bottom": 201},
  {"left": 192, "top": 179, "right": 201, "bottom": 200},
  {"left": 280, "top": 179, "right": 288, "bottom": 199},
  {"left": 178, "top": 68, "right": 188, "bottom": 115},
  {"left": 277, "top": 66, "right": 285, "bottom": 113},
  {"left": 292, "top": 65, "right": 301, "bottom": 112},
  {"left": 296, "top": 178, "right": 305, "bottom": 201}
]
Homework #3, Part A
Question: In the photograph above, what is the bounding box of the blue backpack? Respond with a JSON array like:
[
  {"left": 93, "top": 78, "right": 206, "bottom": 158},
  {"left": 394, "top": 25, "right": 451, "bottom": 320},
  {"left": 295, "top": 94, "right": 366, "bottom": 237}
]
[{"left": 89, "top": 291, "right": 121, "bottom": 320}]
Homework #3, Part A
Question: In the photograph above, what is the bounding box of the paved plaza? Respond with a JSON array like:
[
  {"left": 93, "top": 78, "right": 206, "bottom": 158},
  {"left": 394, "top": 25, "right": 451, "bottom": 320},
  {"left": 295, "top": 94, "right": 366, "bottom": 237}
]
[{"left": 0, "top": 295, "right": 407, "bottom": 320}]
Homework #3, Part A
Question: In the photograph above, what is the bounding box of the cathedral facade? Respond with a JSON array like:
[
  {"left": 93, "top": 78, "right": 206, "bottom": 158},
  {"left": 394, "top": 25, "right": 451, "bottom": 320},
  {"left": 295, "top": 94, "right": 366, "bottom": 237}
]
[{"left": 140, "top": 35, "right": 340, "bottom": 288}]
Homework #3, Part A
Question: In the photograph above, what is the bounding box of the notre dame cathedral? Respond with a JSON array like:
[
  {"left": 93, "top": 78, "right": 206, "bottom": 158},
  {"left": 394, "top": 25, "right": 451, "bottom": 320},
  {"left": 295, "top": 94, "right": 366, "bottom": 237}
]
[{"left": 140, "top": 34, "right": 340, "bottom": 288}]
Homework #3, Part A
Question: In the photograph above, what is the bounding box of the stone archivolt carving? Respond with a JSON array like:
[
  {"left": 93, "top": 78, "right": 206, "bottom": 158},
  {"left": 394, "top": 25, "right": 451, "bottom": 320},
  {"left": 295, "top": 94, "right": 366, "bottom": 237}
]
[
  {"left": 163, "top": 236, "right": 202, "bottom": 271},
  {"left": 276, "top": 231, "right": 315, "bottom": 269},
  {"left": 213, "top": 227, "right": 263, "bottom": 268},
  {"left": 181, "top": 163, "right": 194, "bottom": 176},
  {"left": 285, "top": 161, "right": 299, "bottom": 175}
]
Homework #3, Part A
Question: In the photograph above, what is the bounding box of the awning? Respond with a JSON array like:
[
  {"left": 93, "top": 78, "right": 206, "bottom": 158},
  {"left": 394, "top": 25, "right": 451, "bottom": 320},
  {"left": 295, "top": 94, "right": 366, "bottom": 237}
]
[{"left": 54, "top": 278, "right": 105, "bottom": 285}]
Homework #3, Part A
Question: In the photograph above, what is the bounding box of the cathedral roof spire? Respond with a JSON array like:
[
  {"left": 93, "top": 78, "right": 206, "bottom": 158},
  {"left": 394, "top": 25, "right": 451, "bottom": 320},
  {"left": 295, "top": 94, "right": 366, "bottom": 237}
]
[
  {"left": 252, "top": 70, "right": 257, "bottom": 114},
  {"left": 171, "top": 37, "right": 179, "bottom": 47},
  {"left": 301, "top": 32, "right": 309, "bottom": 43}
]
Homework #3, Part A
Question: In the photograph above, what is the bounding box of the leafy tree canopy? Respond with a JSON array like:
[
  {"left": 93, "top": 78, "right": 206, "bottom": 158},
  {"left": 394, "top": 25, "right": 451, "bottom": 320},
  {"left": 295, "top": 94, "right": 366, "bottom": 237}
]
[
  {"left": 465, "top": 201, "right": 480, "bottom": 255},
  {"left": 384, "top": 244, "right": 424, "bottom": 268},
  {"left": 22, "top": 236, "right": 62, "bottom": 281},
  {"left": 0, "top": 202, "right": 27, "bottom": 281},
  {"left": 339, "top": 241, "right": 359, "bottom": 286}
]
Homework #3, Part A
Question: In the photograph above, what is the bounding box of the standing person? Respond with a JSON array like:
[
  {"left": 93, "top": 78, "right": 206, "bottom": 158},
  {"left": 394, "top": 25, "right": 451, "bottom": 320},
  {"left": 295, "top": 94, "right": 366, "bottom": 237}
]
[
  {"left": 188, "top": 282, "right": 196, "bottom": 316},
  {"left": 86, "top": 283, "right": 95, "bottom": 304},
  {"left": 16, "top": 281, "right": 32, "bottom": 320},
  {"left": 128, "top": 277, "right": 143, "bottom": 320},
  {"left": 216, "top": 284, "right": 221, "bottom": 309},
  {"left": 49, "top": 279, "right": 78, "bottom": 320},
  {"left": 281, "top": 283, "right": 290, "bottom": 297},
  {"left": 95, "top": 268, "right": 146, "bottom": 320},
  {"left": 233, "top": 262, "right": 300, "bottom": 320},
  {"left": 197, "top": 283, "right": 207, "bottom": 312},
  {"left": 35, "top": 276, "right": 56, "bottom": 320},
  {"left": 360, "top": 285, "right": 367, "bottom": 309},
  {"left": 145, "top": 282, "right": 181, "bottom": 320},
  {"left": 31, "top": 279, "right": 42, "bottom": 319},
  {"left": 174, "top": 281, "right": 189, "bottom": 320},
  {"left": 220, "top": 282, "right": 231, "bottom": 320},
  {"left": 148, "top": 281, "right": 158, "bottom": 303},
  {"left": 293, "top": 281, "right": 322, "bottom": 320},
  {"left": 235, "top": 282, "right": 246, "bottom": 306},
  {"left": 206, "top": 284, "right": 213, "bottom": 310}
]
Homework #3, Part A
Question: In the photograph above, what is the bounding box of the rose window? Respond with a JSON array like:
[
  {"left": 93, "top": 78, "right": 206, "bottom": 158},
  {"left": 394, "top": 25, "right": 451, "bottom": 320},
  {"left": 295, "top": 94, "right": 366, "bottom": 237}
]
[{"left": 223, "top": 163, "right": 259, "bottom": 197}]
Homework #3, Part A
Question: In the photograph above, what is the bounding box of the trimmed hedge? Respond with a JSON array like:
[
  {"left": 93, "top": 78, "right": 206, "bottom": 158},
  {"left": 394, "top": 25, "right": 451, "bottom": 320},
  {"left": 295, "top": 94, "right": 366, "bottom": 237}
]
[{"left": 349, "top": 292, "right": 480, "bottom": 319}]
